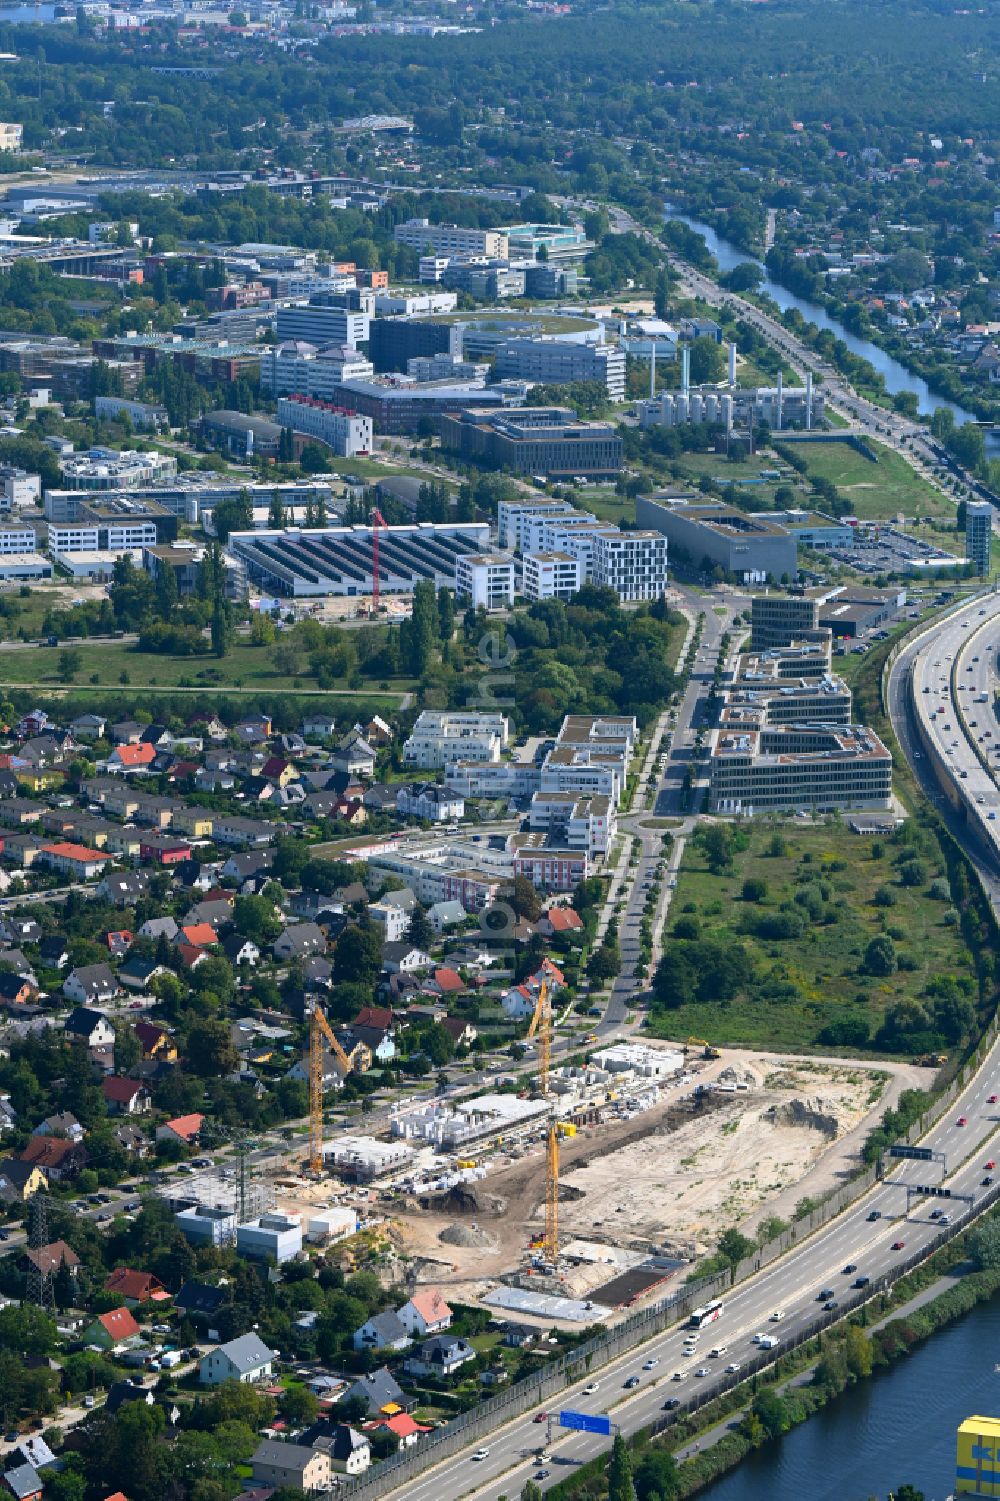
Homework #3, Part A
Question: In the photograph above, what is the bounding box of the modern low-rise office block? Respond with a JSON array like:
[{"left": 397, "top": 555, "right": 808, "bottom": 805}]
[
  {"left": 494, "top": 337, "right": 626, "bottom": 402},
  {"left": 523, "top": 550, "right": 582, "bottom": 600},
  {"left": 636, "top": 495, "right": 797, "bottom": 584},
  {"left": 455, "top": 552, "right": 516, "bottom": 610},
  {"left": 276, "top": 396, "right": 373, "bottom": 458},
  {"left": 440, "top": 406, "right": 623, "bottom": 479},
  {"left": 709, "top": 722, "right": 892, "bottom": 814},
  {"left": 593, "top": 528, "right": 668, "bottom": 602}
]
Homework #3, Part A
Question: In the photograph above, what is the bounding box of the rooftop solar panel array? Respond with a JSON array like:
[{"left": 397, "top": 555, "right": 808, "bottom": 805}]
[{"left": 230, "top": 523, "right": 490, "bottom": 597}]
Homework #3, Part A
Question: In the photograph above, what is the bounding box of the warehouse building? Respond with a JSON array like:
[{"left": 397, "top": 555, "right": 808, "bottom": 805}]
[
  {"left": 636, "top": 495, "right": 798, "bottom": 583},
  {"left": 227, "top": 520, "right": 490, "bottom": 598}
]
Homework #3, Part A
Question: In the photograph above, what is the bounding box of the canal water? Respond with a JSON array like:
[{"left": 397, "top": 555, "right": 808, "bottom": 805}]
[
  {"left": 664, "top": 206, "right": 980, "bottom": 428},
  {"left": 698, "top": 1295, "right": 1000, "bottom": 1501},
  {"left": 0, "top": 4, "right": 59, "bottom": 22}
]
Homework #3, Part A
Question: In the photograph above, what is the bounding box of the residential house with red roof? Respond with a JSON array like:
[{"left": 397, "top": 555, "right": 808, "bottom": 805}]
[
  {"left": 104, "top": 1267, "right": 170, "bottom": 1306},
  {"left": 397, "top": 1290, "right": 452, "bottom": 1339},
  {"left": 108, "top": 742, "right": 157, "bottom": 773},
  {"left": 82, "top": 1306, "right": 142, "bottom": 1350},
  {"left": 101, "top": 1078, "right": 152, "bottom": 1116},
  {"left": 156, "top": 1113, "right": 203, "bottom": 1146}
]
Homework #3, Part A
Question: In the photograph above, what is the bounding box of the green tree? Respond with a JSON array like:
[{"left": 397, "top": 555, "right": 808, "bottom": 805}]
[
  {"left": 863, "top": 934, "right": 897, "bottom": 976},
  {"left": 233, "top": 893, "right": 283, "bottom": 944},
  {"left": 844, "top": 1324, "right": 873, "bottom": 1380},
  {"left": 57, "top": 647, "right": 82, "bottom": 683},
  {"left": 607, "top": 1433, "right": 635, "bottom": 1501},
  {"left": 688, "top": 335, "right": 726, "bottom": 385},
  {"left": 438, "top": 586, "right": 455, "bottom": 643}
]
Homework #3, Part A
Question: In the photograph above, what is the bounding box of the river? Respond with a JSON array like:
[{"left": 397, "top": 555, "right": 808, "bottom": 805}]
[
  {"left": 664, "top": 207, "right": 981, "bottom": 428},
  {"left": 698, "top": 1295, "right": 1000, "bottom": 1501},
  {"left": 0, "top": 4, "right": 60, "bottom": 22}
]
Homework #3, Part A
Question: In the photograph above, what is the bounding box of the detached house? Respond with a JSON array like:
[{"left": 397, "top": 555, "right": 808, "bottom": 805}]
[
  {"left": 63, "top": 1006, "right": 116, "bottom": 1048},
  {"left": 353, "top": 1310, "right": 411, "bottom": 1353},
  {"left": 398, "top": 1290, "right": 452, "bottom": 1339},
  {"left": 404, "top": 1335, "right": 475, "bottom": 1379},
  {"left": 104, "top": 1267, "right": 169, "bottom": 1306},
  {"left": 199, "top": 1332, "right": 274, "bottom": 1386},
  {"left": 63, "top": 965, "right": 119, "bottom": 1007},
  {"left": 156, "top": 1113, "right": 203, "bottom": 1147},
  {"left": 273, "top": 923, "right": 326, "bottom": 961},
  {"left": 83, "top": 1306, "right": 141, "bottom": 1350},
  {"left": 102, "top": 1078, "right": 152, "bottom": 1116}
]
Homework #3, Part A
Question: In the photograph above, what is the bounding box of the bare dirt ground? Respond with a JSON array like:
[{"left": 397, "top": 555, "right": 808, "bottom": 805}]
[{"left": 388, "top": 1050, "right": 934, "bottom": 1305}]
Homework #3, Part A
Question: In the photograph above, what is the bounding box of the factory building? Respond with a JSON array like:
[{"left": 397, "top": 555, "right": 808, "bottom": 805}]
[{"left": 228, "top": 520, "right": 490, "bottom": 598}]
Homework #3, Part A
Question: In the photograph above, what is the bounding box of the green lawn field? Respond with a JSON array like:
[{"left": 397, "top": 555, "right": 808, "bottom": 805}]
[{"left": 646, "top": 822, "right": 975, "bottom": 1054}]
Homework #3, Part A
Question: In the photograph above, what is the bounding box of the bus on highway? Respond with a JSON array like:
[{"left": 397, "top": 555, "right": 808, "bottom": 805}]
[{"left": 689, "top": 1299, "right": 724, "bottom": 1328}]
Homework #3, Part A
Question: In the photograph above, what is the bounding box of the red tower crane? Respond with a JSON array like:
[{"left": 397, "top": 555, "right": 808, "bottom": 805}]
[{"left": 370, "top": 506, "right": 386, "bottom": 612}]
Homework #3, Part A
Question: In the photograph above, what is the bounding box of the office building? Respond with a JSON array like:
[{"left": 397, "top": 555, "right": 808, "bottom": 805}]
[
  {"left": 59, "top": 447, "right": 177, "bottom": 490},
  {"left": 305, "top": 373, "right": 517, "bottom": 437},
  {"left": 817, "top": 583, "right": 905, "bottom": 639},
  {"left": 276, "top": 396, "right": 373, "bottom": 459},
  {"left": 957, "top": 1415, "right": 1000, "bottom": 1497},
  {"left": 403, "top": 711, "right": 509, "bottom": 770},
  {"left": 967, "top": 500, "right": 993, "bottom": 577},
  {"left": 709, "top": 722, "right": 892, "bottom": 814},
  {"left": 142, "top": 544, "right": 203, "bottom": 598},
  {"left": 393, "top": 219, "right": 508, "bottom": 258},
  {"left": 497, "top": 496, "right": 577, "bottom": 551},
  {"left": 369, "top": 317, "right": 461, "bottom": 374},
  {"left": 727, "top": 648, "right": 852, "bottom": 724},
  {"left": 454, "top": 552, "right": 516, "bottom": 611},
  {"left": 523, "top": 550, "right": 581, "bottom": 600},
  {"left": 275, "top": 302, "right": 370, "bottom": 349},
  {"left": 768, "top": 509, "right": 854, "bottom": 551},
  {"left": 0, "top": 525, "right": 36, "bottom": 555},
  {"left": 406, "top": 353, "right": 487, "bottom": 383},
  {"left": 200, "top": 411, "right": 283, "bottom": 460},
  {"left": 636, "top": 496, "right": 798, "bottom": 584},
  {"left": 500, "top": 223, "right": 589, "bottom": 261},
  {"left": 0, "top": 467, "right": 40, "bottom": 512},
  {"left": 442, "top": 261, "right": 526, "bottom": 300},
  {"left": 260, "top": 341, "right": 374, "bottom": 399},
  {"left": 229, "top": 520, "right": 490, "bottom": 599},
  {"left": 751, "top": 593, "right": 821, "bottom": 650},
  {"left": 592, "top": 528, "right": 667, "bottom": 602},
  {"left": 440, "top": 406, "right": 623, "bottom": 479},
  {"left": 373, "top": 290, "right": 457, "bottom": 317},
  {"left": 236, "top": 1212, "right": 303, "bottom": 1264},
  {"left": 494, "top": 338, "right": 626, "bottom": 402}
]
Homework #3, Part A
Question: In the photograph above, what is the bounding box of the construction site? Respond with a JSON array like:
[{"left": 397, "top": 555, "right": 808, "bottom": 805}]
[{"left": 157, "top": 992, "right": 935, "bottom": 1327}]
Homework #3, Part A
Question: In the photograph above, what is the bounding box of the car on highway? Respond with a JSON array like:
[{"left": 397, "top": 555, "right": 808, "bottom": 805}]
[
  {"left": 986, "top": 1160, "right": 995, "bottom": 1170},
  {"left": 892, "top": 1240, "right": 905, "bottom": 1250},
  {"left": 663, "top": 1398, "right": 681, "bottom": 1410},
  {"left": 642, "top": 1358, "right": 659, "bottom": 1370},
  {"left": 533, "top": 1413, "right": 547, "bottom": 1424},
  {"left": 983, "top": 1176, "right": 994, "bottom": 1187},
  {"left": 991, "top": 1096, "right": 999, "bottom": 1105},
  {"left": 582, "top": 1382, "right": 599, "bottom": 1396},
  {"left": 472, "top": 1450, "right": 490, "bottom": 1461},
  {"left": 817, "top": 1288, "right": 835, "bottom": 1301},
  {"left": 823, "top": 1300, "right": 839, "bottom": 1311},
  {"left": 867, "top": 1210, "right": 881, "bottom": 1221},
  {"left": 853, "top": 1275, "right": 871, "bottom": 1288},
  {"left": 671, "top": 1371, "right": 687, "bottom": 1382},
  {"left": 769, "top": 1311, "right": 784, "bottom": 1322},
  {"left": 709, "top": 1346, "right": 727, "bottom": 1358},
  {"left": 724, "top": 1362, "right": 741, "bottom": 1374},
  {"left": 843, "top": 1263, "right": 858, "bottom": 1274},
  {"left": 624, "top": 1376, "right": 640, "bottom": 1389},
  {"left": 695, "top": 1367, "right": 710, "bottom": 1378},
  {"left": 958, "top": 1116, "right": 968, "bottom": 1126}
]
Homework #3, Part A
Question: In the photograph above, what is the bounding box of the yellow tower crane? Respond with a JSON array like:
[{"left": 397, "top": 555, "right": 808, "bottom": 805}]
[
  {"left": 526, "top": 979, "right": 552, "bottom": 1094},
  {"left": 309, "top": 1003, "right": 357, "bottom": 1174},
  {"left": 526, "top": 980, "right": 559, "bottom": 1263}
]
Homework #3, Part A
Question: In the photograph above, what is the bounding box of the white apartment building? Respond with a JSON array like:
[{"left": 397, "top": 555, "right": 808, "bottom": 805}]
[
  {"left": 528, "top": 790, "right": 615, "bottom": 857},
  {"left": 593, "top": 529, "right": 668, "bottom": 602},
  {"left": 48, "top": 520, "right": 157, "bottom": 554},
  {"left": 394, "top": 218, "right": 509, "bottom": 258},
  {"left": 497, "top": 496, "right": 577, "bottom": 551},
  {"left": 523, "top": 550, "right": 581, "bottom": 600},
  {"left": 276, "top": 396, "right": 372, "bottom": 459},
  {"left": 523, "top": 513, "right": 607, "bottom": 580},
  {"left": 0, "top": 123, "right": 23, "bottom": 152},
  {"left": 455, "top": 552, "right": 515, "bottom": 610},
  {"left": 0, "top": 525, "right": 36, "bottom": 555},
  {"left": 0, "top": 468, "right": 40, "bottom": 513},
  {"left": 403, "top": 710, "right": 510, "bottom": 770},
  {"left": 275, "top": 305, "right": 370, "bottom": 348},
  {"left": 261, "top": 341, "right": 374, "bottom": 399},
  {"left": 443, "top": 759, "right": 541, "bottom": 799}
]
